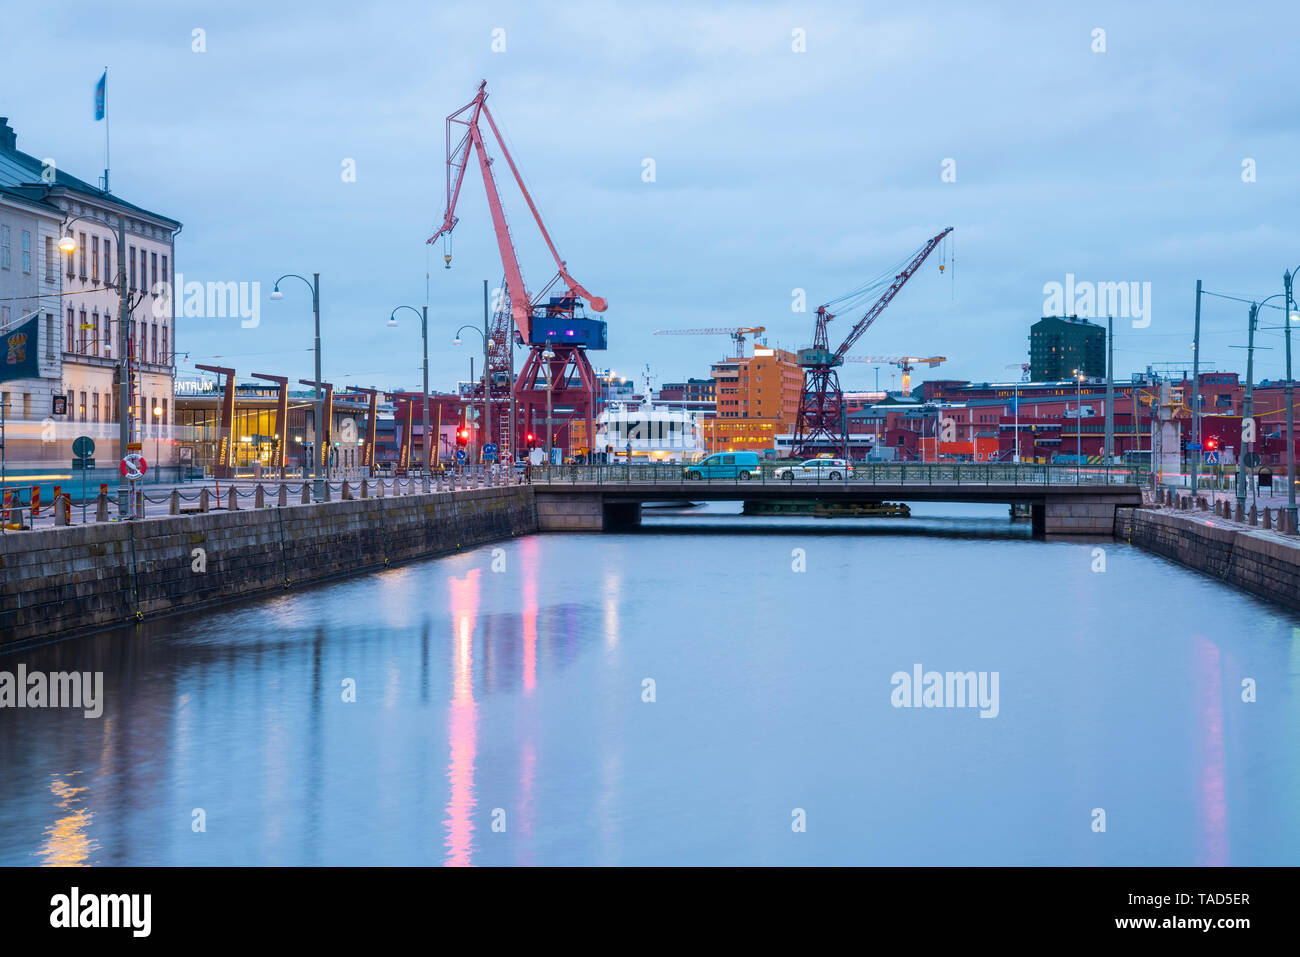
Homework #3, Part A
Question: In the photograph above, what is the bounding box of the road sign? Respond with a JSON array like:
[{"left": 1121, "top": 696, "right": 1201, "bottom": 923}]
[
  {"left": 1187, "top": 443, "right": 1202, "bottom": 451},
  {"left": 1204, "top": 450, "right": 1219, "bottom": 465},
  {"left": 120, "top": 452, "right": 147, "bottom": 479},
  {"left": 127, "top": 442, "right": 143, "bottom": 451},
  {"left": 483, "top": 442, "right": 498, "bottom": 463},
  {"left": 1243, "top": 451, "right": 1261, "bottom": 468},
  {"left": 455, "top": 448, "right": 466, "bottom": 463},
  {"left": 72, "top": 435, "right": 95, "bottom": 458},
  {"left": 72, "top": 458, "right": 96, "bottom": 470}
]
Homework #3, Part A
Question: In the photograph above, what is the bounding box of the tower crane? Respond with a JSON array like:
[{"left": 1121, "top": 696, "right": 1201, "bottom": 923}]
[
  {"left": 1005, "top": 362, "right": 1030, "bottom": 382},
  {"left": 793, "top": 227, "right": 953, "bottom": 458},
  {"left": 427, "top": 81, "right": 608, "bottom": 460},
  {"left": 653, "top": 326, "right": 767, "bottom": 357},
  {"left": 843, "top": 355, "right": 947, "bottom": 392}
]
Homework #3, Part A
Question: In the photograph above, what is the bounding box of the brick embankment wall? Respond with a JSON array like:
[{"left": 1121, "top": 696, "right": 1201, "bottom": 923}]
[
  {"left": 1115, "top": 507, "right": 1300, "bottom": 613},
  {"left": 0, "top": 486, "right": 537, "bottom": 645}
]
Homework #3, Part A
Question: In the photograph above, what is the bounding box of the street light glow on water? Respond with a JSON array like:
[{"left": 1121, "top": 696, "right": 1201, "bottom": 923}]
[{"left": 1, "top": 503, "right": 1296, "bottom": 865}]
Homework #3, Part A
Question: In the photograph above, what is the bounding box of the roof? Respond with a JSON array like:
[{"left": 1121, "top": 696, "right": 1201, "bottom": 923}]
[
  {"left": 0, "top": 183, "right": 62, "bottom": 216},
  {"left": 0, "top": 118, "right": 180, "bottom": 228}
]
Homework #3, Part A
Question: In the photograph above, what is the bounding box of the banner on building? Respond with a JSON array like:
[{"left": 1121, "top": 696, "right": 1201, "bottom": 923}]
[{"left": 0, "top": 315, "right": 39, "bottom": 384}]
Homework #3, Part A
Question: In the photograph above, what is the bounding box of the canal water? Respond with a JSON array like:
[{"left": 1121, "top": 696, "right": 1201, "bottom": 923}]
[{"left": 2, "top": 502, "right": 1297, "bottom": 866}]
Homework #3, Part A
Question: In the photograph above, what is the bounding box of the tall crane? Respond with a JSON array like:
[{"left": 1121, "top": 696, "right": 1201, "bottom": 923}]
[
  {"left": 843, "top": 355, "right": 947, "bottom": 392},
  {"left": 427, "top": 81, "right": 608, "bottom": 460},
  {"left": 793, "top": 227, "right": 953, "bottom": 458},
  {"left": 654, "top": 326, "right": 766, "bottom": 357}
]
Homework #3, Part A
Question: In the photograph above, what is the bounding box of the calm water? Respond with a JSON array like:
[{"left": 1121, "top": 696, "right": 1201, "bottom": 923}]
[{"left": 2, "top": 502, "right": 1298, "bottom": 866}]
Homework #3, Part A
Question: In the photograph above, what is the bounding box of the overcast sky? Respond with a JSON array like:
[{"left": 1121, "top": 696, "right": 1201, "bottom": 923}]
[{"left": 7, "top": 1, "right": 1299, "bottom": 393}]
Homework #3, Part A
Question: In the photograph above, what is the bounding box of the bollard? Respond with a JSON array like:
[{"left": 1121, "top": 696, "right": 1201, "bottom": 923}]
[
  {"left": 1249, "top": 505, "right": 1257, "bottom": 527},
  {"left": 255, "top": 485, "right": 265, "bottom": 509},
  {"left": 278, "top": 484, "right": 288, "bottom": 507},
  {"left": 323, "top": 482, "right": 332, "bottom": 502},
  {"left": 1263, "top": 508, "right": 1272, "bottom": 529},
  {"left": 361, "top": 479, "right": 369, "bottom": 499},
  {"left": 55, "top": 494, "right": 68, "bottom": 526},
  {"left": 170, "top": 490, "right": 180, "bottom": 515},
  {"left": 200, "top": 488, "right": 210, "bottom": 513},
  {"left": 1235, "top": 502, "right": 1244, "bottom": 522},
  {"left": 377, "top": 477, "right": 385, "bottom": 498},
  {"left": 30, "top": 486, "right": 40, "bottom": 518},
  {"left": 342, "top": 481, "right": 352, "bottom": 501},
  {"left": 228, "top": 486, "right": 239, "bottom": 510},
  {"left": 96, "top": 491, "right": 108, "bottom": 522}
]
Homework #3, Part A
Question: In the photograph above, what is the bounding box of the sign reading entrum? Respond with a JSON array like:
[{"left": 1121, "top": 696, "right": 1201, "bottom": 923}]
[{"left": 120, "top": 452, "right": 147, "bottom": 480}]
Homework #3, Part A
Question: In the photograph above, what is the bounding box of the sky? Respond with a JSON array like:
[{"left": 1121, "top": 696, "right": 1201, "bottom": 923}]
[{"left": 5, "top": 0, "right": 1299, "bottom": 394}]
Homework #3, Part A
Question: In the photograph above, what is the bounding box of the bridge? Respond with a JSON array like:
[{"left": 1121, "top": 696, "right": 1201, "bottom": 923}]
[{"left": 530, "top": 463, "right": 1145, "bottom": 534}]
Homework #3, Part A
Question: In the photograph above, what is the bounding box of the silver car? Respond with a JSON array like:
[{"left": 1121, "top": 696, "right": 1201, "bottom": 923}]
[{"left": 774, "top": 458, "right": 853, "bottom": 481}]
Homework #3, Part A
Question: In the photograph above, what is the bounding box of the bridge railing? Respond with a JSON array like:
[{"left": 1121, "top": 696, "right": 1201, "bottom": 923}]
[{"left": 533, "top": 462, "right": 1150, "bottom": 487}]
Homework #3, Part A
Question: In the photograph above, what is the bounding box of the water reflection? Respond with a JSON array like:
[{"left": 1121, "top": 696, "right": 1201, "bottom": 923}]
[
  {"left": 38, "top": 773, "right": 97, "bottom": 866},
  {"left": 444, "top": 570, "right": 480, "bottom": 866}
]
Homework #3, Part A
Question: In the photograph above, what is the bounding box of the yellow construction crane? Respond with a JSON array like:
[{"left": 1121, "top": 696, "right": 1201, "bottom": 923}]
[
  {"left": 844, "top": 355, "right": 946, "bottom": 392},
  {"left": 654, "top": 326, "right": 767, "bottom": 357}
]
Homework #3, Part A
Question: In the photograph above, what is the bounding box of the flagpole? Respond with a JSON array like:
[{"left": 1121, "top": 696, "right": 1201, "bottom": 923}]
[{"left": 102, "top": 66, "right": 110, "bottom": 193}]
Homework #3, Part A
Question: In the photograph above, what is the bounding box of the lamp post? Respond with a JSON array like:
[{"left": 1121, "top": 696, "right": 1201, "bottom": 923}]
[
  {"left": 152, "top": 404, "right": 162, "bottom": 476},
  {"left": 388, "top": 305, "right": 430, "bottom": 491},
  {"left": 543, "top": 340, "right": 556, "bottom": 462},
  {"left": 1073, "top": 368, "right": 1084, "bottom": 482},
  {"left": 454, "top": 325, "right": 496, "bottom": 464},
  {"left": 270, "top": 273, "right": 323, "bottom": 502},
  {"left": 1233, "top": 301, "right": 1265, "bottom": 515},
  {"left": 1284, "top": 268, "right": 1300, "bottom": 530}
]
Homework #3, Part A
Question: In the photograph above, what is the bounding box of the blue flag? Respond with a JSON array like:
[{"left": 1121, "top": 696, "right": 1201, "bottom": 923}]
[
  {"left": 0, "top": 315, "right": 41, "bottom": 384},
  {"left": 94, "top": 71, "right": 106, "bottom": 121}
]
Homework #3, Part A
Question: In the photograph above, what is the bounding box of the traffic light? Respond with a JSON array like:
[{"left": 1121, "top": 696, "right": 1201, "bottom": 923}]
[
  {"left": 1206, "top": 437, "right": 1217, "bottom": 450},
  {"left": 525, "top": 432, "right": 535, "bottom": 450},
  {"left": 456, "top": 427, "right": 469, "bottom": 447}
]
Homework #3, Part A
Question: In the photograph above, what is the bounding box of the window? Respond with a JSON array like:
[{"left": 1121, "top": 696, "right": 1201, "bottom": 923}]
[
  {"left": 79, "top": 391, "right": 87, "bottom": 423},
  {"left": 103, "top": 239, "right": 111, "bottom": 285},
  {"left": 78, "top": 232, "right": 86, "bottom": 278},
  {"left": 150, "top": 251, "right": 158, "bottom": 294},
  {"left": 92, "top": 236, "right": 99, "bottom": 281},
  {"left": 79, "top": 309, "right": 87, "bottom": 353},
  {"left": 0, "top": 305, "right": 8, "bottom": 328},
  {"left": 0, "top": 225, "right": 8, "bottom": 268},
  {"left": 45, "top": 314, "right": 54, "bottom": 358},
  {"left": 151, "top": 322, "right": 158, "bottom": 363},
  {"left": 104, "top": 313, "right": 112, "bottom": 354},
  {"left": 129, "top": 246, "right": 136, "bottom": 290},
  {"left": 92, "top": 312, "right": 100, "bottom": 356},
  {"left": 66, "top": 308, "right": 73, "bottom": 351},
  {"left": 92, "top": 392, "right": 99, "bottom": 423},
  {"left": 161, "top": 325, "right": 167, "bottom": 366},
  {"left": 161, "top": 254, "right": 168, "bottom": 290},
  {"left": 44, "top": 236, "right": 55, "bottom": 281},
  {"left": 21, "top": 230, "right": 31, "bottom": 273},
  {"left": 22, "top": 393, "right": 31, "bottom": 418}
]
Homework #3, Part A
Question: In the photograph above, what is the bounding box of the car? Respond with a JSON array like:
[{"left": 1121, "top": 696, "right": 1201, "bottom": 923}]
[
  {"left": 774, "top": 458, "right": 853, "bottom": 482},
  {"left": 682, "top": 451, "right": 763, "bottom": 480}
]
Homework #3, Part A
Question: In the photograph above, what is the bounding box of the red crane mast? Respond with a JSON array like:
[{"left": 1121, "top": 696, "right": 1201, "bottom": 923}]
[
  {"left": 428, "top": 81, "right": 608, "bottom": 461},
  {"left": 792, "top": 227, "right": 952, "bottom": 459}
]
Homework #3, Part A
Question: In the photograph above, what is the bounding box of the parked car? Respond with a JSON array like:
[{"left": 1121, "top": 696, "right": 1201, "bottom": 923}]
[
  {"left": 682, "top": 451, "right": 763, "bottom": 480},
  {"left": 774, "top": 457, "right": 853, "bottom": 481}
]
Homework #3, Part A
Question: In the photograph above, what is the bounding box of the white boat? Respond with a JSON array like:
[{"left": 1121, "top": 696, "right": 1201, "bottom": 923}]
[{"left": 595, "top": 401, "right": 705, "bottom": 463}]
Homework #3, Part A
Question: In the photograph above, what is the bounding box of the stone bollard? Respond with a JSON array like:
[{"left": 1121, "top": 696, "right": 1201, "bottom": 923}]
[
  {"left": 301, "top": 483, "right": 310, "bottom": 504},
  {"left": 96, "top": 492, "right": 108, "bottom": 522},
  {"left": 1282, "top": 510, "right": 1292, "bottom": 534},
  {"left": 1235, "top": 502, "right": 1244, "bottom": 522},
  {"left": 342, "top": 481, "right": 352, "bottom": 501},
  {"left": 361, "top": 480, "right": 369, "bottom": 499},
  {"left": 278, "top": 484, "right": 288, "bottom": 507},
  {"left": 1164, "top": 488, "right": 1173, "bottom": 506},
  {"left": 170, "top": 490, "right": 180, "bottom": 515},
  {"left": 1249, "top": 505, "right": 1258, "bottom": 526},
  {"left": 200, "top": 488, "right": 210, "bottom": 512},
  {"left": 1263, "top": 508, "right": 1272, "bottom": 530},
  {"left": 323, "top": 483, "right": 332, "bottom": 502},
  {"left": 1199, "top": 497, "right": 1208, "bottom": 511},
  {"left": 228, "top": 486, "right": 239, "bottom": 511},
  {"left": 377, "top": 477, "right": 385, "bottom": 498},
  {"left": 55, "top": 495, "right": 68, "bottom": 526},
  {"left": 255, "top": 485, "right": 265, "bottom": 509}
]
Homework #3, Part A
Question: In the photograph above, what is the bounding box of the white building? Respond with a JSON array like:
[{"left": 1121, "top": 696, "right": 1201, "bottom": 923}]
[{"left": 0, "top": 116, "right": 182, "bottom": 469}]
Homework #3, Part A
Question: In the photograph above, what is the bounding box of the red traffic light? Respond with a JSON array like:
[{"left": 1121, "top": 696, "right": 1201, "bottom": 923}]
[{"left": 1206, "top": 438, "right": 1217, "bottom": 449}]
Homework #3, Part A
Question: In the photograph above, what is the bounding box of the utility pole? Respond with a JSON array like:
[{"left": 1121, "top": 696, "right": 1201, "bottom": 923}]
[
  {"left": 482, "top": 279, "right": 492, "bottom": 462},
  {"left": 1236, "top": 303, "right": 1258, "bottom": 515},
  {"left": 1284, "top": 270, "right": 1297, "bottom": 531},
  {"left": 1105, "top": 315, "right": 1114, "bottom": 462},
  {"left": 116, "top": 214, "right": 130, "bottom": 517},
  {"left": 1190, "top": 279, "right": 1202, "bottom": 497}
]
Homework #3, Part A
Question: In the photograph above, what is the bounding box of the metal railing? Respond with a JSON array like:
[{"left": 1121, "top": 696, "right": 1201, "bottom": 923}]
[{"left": 531, "top": 461, "right": 1150, "bottom": 487}]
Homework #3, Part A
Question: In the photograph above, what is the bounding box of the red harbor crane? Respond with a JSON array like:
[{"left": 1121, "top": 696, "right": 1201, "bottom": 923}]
[
  {"left": 428, "top": 81, "right": 609, "bottom": 461},
  {"left": 792, "top": 227, "right": 952, "bottom": 458}
]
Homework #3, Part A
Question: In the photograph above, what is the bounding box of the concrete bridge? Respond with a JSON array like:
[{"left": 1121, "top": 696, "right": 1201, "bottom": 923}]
[{"left": 530, "top": 463, "right": 1145, "bottom": 534}]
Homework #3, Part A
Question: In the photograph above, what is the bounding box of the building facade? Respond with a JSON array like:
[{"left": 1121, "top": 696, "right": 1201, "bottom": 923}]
[
  {"left": 0, "top": 117, "right": 182, "bottom": 472},
  {"left": 1029, "top": 315, "right": 1105, "bottom": 381}
]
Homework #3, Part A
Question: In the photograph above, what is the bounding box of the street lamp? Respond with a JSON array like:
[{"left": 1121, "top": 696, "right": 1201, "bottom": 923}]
[
  {"left": 152, "top": 404, "right": 163, "bottom": 474},
  {"left": 1074, "top": 368, "right": 1084, "bottom": 482},
  {"left": 388, "top": 305, "right": 431, "bottom": 491},
  {"left": 543, "top": 341, "right": 556, "bottom": 461},
  {"left": 270, "top": 273, "right": 324, "bottom": 502},
  {"left": 455, "top": 325, "right": 496, "bottom": 463},
  {"left": 1283, "top": 268, "right": 1300, "bottom": 530}
]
